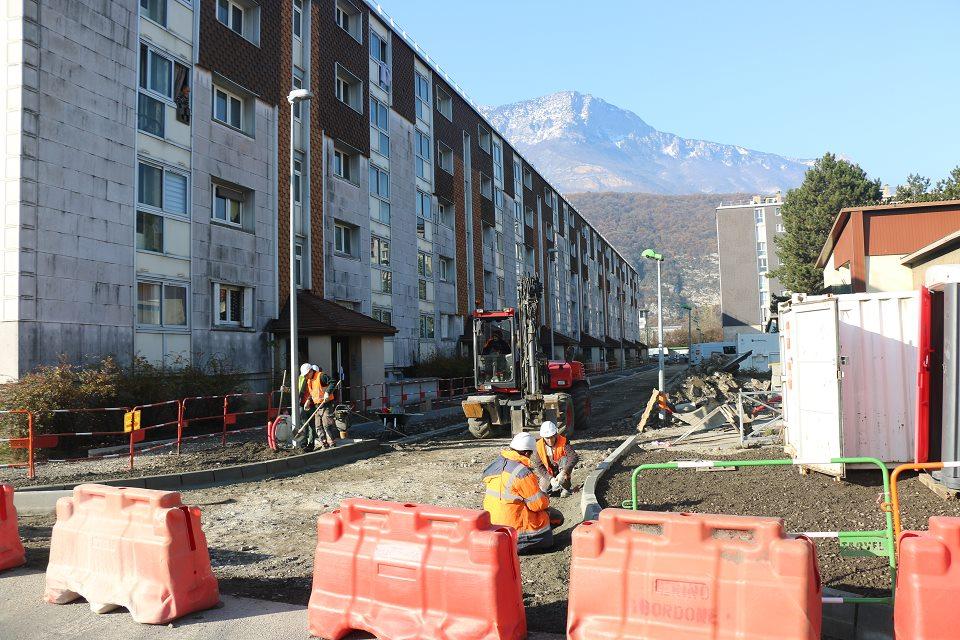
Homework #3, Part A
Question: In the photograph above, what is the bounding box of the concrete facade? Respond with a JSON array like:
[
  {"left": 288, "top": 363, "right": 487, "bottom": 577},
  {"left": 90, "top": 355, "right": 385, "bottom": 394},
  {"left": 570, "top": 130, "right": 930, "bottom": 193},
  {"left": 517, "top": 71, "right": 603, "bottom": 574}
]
[{"left": 716, "top": 194, "right": 786, "bottom": 341}]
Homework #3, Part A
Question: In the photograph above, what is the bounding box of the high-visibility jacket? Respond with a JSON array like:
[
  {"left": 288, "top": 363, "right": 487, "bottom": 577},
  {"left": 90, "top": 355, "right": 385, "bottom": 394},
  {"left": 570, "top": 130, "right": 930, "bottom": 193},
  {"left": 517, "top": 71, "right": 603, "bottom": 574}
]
[
  {"left": 304, "top": 373, "right": 334, "bottom": 406},
  {"left": 482, "top": 449, "right": 550, "bottom": 539},
  {"left": 535, "top": 435, "right": 578, "bottom": 477}
]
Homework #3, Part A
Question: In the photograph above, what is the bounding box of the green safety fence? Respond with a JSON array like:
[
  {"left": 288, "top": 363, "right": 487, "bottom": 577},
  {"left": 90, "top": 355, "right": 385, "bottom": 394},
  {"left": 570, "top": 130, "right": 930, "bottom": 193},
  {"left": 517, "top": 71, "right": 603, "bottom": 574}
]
[{"left": 624, "top": 457, "right": 896, "bottom": 605}]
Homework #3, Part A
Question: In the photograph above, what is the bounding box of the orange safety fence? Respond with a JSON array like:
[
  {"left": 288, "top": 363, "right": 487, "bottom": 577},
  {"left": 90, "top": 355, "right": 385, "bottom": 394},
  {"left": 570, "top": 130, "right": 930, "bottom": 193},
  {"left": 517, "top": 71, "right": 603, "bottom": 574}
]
[{"left": 890, "top": 461, "right": 960, "bottom": 539}]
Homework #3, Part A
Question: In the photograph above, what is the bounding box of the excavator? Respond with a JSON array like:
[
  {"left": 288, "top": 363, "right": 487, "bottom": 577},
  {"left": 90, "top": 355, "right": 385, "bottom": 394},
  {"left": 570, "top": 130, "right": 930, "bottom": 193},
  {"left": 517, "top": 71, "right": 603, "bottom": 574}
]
[{"left": 461, "top": 275, "right": 591, "bottom": 439}]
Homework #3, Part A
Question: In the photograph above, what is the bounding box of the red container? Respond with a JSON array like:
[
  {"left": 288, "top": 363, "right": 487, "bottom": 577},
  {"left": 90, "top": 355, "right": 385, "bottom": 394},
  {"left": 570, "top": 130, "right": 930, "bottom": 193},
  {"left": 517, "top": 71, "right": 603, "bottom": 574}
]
[
  {"left": 44, "top": 484, "right": 219, "bottom": 624},
  {"left": 0, "top": 484, "right": 26, "bottom": 571},
  {"left": 567, "top": 509, "right": 822, "bottom": 640},
  {"left": 308, "top": 498, "right": 526, "bottom": 640},
  {"left": 895, "top": 516, "right": 960, "bottom": 640}
]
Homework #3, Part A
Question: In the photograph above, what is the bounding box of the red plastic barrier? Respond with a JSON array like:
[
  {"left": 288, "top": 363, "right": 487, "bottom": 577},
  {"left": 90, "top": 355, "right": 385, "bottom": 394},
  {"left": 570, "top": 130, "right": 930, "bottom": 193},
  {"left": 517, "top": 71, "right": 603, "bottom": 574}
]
[
  {"left": 567, "top": 509, "right": 822, "bottom": 640},
  {"left": 895, "top": 516, "right": 960, "bottom": 639},
  {"left": 0, "top": 484, "right": 26, "bottom": 571},
  {"left": 44, "top": 484, "right": 219, "bottom": 624},
  {"left": 308, "top": 498, "right": 526, "bottom": 640}
]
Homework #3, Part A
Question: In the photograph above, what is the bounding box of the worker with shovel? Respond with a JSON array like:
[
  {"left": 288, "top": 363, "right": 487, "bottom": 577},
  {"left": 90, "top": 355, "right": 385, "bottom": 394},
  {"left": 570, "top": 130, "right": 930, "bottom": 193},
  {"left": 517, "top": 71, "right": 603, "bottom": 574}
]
[
  {"left": 481, "top": 432, "right": 562, "bottom": 554},
  {"left": 533, "top": 421, "right": 579, "bottom": 498}
]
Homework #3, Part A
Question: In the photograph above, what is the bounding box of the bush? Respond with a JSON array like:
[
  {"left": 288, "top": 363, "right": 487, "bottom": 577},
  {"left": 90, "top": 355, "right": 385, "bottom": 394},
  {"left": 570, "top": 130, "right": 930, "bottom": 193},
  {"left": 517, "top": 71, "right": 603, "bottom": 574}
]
[
  {"left": 0, "top": 355, "right": 247, "bottom": 458},
  {"left": 404, "top": 351, "right": 473, "bottom": 379}
]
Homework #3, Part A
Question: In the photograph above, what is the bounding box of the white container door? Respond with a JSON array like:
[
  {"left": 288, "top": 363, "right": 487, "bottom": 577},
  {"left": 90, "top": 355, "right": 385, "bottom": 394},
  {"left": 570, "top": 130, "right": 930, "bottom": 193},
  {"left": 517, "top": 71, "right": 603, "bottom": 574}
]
[{"left": 793, "top": 298, "right": 844, "bottom": 476}]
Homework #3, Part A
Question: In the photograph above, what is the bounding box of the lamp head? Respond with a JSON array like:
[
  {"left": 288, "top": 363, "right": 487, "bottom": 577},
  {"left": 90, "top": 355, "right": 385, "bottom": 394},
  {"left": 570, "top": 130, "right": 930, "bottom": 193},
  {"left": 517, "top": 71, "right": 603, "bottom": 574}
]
[
  {"left": 642, "top": 249, "right": 663, "bottom": 261},
  {"left": 287, "top": 88, "right": 314, "bottom": 104}
]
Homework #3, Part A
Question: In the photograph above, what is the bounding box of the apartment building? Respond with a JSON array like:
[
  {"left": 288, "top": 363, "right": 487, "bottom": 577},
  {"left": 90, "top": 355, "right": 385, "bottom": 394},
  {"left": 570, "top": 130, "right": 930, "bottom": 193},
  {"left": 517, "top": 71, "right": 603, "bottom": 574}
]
[
  {"left": 0, "top": 0, "right": 642, "bottom": 384},
  {"left": 716, "top": 193, "right": 785, "bottom": 340}
]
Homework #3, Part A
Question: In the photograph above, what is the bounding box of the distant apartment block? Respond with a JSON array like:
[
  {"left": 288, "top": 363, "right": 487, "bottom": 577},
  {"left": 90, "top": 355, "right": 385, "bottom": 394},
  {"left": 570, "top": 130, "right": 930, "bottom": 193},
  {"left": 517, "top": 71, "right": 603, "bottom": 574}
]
[
  {"left": 716, "top": 193, "right": 786, "bottom": 340},
  {"left": 0, "top": 0, "right": 642, "bottom": 384}
]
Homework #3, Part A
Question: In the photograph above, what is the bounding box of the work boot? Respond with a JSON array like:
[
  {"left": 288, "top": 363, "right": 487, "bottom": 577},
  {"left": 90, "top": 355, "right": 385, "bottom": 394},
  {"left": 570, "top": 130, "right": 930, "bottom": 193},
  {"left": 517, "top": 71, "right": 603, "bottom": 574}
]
[{"left": 560, "top": 488, "right": 571, "bottom": 498}]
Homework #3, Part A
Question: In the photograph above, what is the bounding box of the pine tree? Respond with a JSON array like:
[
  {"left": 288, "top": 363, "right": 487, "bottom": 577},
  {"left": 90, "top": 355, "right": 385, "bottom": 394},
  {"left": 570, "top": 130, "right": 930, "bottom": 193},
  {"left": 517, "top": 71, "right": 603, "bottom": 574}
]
[{"left": 770, "top": 153, "right": 881, "bottom": 294}]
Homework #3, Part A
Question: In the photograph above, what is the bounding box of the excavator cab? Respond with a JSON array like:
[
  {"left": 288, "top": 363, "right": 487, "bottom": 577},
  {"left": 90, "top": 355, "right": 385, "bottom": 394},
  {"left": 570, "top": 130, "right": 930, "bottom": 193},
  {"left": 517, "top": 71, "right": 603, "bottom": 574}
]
[{"left": 472, "top": 311, "right": 517, "bottom": 390}]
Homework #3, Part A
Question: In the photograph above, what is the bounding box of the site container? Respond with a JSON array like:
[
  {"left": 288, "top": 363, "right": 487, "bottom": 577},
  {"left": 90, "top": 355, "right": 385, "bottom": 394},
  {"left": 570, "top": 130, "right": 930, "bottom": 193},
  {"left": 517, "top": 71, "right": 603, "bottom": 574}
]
[
  {"left": 780, "top": 291, "right": 919, "bottom": 475},
  {"left": 689, "top": 341, "right": 735, "bottom": 366},
  {"left": 736, "top": 333, "right": 781, "bottom": 372}
]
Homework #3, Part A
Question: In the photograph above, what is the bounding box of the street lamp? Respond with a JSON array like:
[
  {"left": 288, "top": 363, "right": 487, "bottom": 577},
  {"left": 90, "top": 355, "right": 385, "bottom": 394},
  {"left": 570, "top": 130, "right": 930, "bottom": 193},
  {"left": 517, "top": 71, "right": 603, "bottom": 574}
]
[
  {"left": 618, "top": 290, "right": 626, "bottom": 370},
  {"left": 681, "top": 303, "right": 693, "bottom": 369},
  {"left": 642, "top": 249, "right": 665, "bottom": 426},
  {"left": 547, "top": 247, "right": 558, "bottom": 359},
  {"left": 287, "top": 88, "right": 314, "bottom": 437}
]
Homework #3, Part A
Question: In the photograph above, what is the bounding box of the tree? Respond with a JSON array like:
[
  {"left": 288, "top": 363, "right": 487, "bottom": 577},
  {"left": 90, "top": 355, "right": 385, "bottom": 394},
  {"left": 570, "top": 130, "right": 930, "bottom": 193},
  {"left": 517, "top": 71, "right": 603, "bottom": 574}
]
[
  {"left": 895, "top": 166, "right": 960, "bottom": 203},
  {"left": 770, "top": 153, "right": 881, "bottom": 294}
]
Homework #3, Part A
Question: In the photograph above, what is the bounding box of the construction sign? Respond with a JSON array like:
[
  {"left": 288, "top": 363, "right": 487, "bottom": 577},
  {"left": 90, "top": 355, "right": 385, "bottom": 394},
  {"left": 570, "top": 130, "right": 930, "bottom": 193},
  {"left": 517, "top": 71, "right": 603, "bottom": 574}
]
[{"left": 123, "top": 409, "right": 142, "bottom": 433}]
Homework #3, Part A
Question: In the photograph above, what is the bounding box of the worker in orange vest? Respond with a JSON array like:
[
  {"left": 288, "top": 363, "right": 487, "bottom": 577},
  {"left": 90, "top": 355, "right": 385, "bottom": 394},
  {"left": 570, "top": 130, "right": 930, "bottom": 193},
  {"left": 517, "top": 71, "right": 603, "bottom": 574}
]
[
  {"left": 303, "top": 365, "right": 338, "bottom": 449},
  {"left": 533, "top": 421, "right": 579, "bottom": 498},
  {"left": 482, "top": 432, "right": 556, "bottom": 553}
]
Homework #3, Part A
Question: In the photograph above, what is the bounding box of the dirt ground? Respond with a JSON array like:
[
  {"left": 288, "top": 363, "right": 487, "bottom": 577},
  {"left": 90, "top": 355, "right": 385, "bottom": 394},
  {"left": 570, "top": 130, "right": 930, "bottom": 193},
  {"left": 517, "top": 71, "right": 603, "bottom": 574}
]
[
  {"left": 600, "top": 442, "right": 960, "bottom": 598},
  {"left": 17, "top": 366, "right": 666, "bottom": 635}
]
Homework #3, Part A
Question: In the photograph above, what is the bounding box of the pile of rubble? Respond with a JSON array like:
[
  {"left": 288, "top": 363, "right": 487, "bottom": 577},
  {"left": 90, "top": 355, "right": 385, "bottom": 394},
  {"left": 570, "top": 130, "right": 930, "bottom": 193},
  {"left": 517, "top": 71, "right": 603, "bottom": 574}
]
[{"left": 676, "top": 370, "right": 772, "bottom": 406}]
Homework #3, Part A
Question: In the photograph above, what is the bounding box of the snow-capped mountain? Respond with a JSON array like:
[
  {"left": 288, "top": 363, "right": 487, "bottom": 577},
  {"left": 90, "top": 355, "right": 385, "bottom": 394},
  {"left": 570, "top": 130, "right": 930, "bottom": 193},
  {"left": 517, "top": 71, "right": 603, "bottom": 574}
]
[{"left": 480, "top": 91, "right": 811, "bottom": 195}]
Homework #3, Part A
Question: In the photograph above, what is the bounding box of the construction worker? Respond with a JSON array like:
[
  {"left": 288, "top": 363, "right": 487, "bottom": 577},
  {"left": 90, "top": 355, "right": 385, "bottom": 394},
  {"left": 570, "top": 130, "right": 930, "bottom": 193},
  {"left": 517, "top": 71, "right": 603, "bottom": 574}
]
[
  {"left": 481, "top": 328, "right": 511, "bottom": 355},
  {"left": 533, "top": 421, "right": 579, "bottom": 498},
  {"left": 309, "top": 365, "right": 338, "bottom": 448},
  {"left": 481, "top": 432, "right": 555, "bottom": 553},
  {"left": 298, "top": 364, "right": 320, "bottom": 450}
]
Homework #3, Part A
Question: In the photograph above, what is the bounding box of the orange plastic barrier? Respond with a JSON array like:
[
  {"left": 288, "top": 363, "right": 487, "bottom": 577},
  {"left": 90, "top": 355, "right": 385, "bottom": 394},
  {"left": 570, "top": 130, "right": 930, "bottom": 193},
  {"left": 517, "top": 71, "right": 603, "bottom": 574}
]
[
  {"left": 44, "top": 484, "right": 219, "bottom": 624},
  {"left": 0, "top": 484, "right": 25, "bottom": 571},
  {"left": 895, "top": 516, "right": 960, "bottom": 640},
  {"left": 308, "top": 499, "right": 526, "bottom": 640},
  {"left": 568, "top": 509, "right": 822, "bottom": 640}
]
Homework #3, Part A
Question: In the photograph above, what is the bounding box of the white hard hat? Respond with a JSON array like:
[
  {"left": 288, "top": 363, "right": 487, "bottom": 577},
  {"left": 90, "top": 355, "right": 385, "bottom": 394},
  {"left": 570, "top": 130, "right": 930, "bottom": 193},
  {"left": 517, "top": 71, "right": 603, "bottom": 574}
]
[
  {"left": 540, "top": 421, "right": 559, "bottom": 438},
  {"left": 311, "top": 365, "right": 320, "bottom": 372},
  {"left": 509, "top": 432, "right": 537, "bottom": 453},
  {"left": 300, "top": 363, "right": 313, "bottom": 376}
]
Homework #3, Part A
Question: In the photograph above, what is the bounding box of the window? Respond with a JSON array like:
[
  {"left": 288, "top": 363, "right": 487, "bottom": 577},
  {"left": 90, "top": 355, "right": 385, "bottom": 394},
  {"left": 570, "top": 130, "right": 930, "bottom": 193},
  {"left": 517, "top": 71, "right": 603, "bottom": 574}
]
[
  {"left": 758, "top": 256, "right": 768, "bottom": 272},
  {"left": 416, "top": 190, "right": 431, "bottom": 221},
  {"left": 757, "top": 241, "right": 767, "bottom": 255},
  {"left": 292, "top": 157, "right": 303, "bottom": 208},
  {"left": 373, "top": 307, "right": 392, "bottom": 325},
  {"left": 755, "top": 207, "right": 765, "bottom": 224},
  {"left": 292, "top": 0, "right": 302, "bottom": 39},
  {"left": 371, "top": 236, "right": 390, "bottom": 266},
  {"left": 497, "top": 276, "right": 505, "bottom": 298},
  {"left": 418, "top": 279, "right": 429, "bottom": 301},
  {"left": 335, "top": 0, "right": 362, "bottom": 42},
  {"left": 544, "top": 187, "right": 553, "bottom": 206},
  {"left": 495, "top": 231, "right": 503, "bottom": 254},
  {"left": 376, "top": 269, "right": 392, "bottom": 293},
  {"left": 213, "top": 184, "right": 244, "bottom": 225},
  {"left": 419, "top": 314, "right": 435, "bottom": 339},
  {"left": 436, "top": 86, "right": 452, "bottom": 120},
  {"left": 415, "top": 72, "right": 430, "bottom": 120},
  {"left": 140, "top": 45, "right": 173, "bottom": 99},
  {"left": 480, "top": 173, "right": 492, "bottom": 200},
  {"left": 437, "top": 141, "right": 453, "bottom": 174},
  {"left": 418, "top": 252, "right": 433, "bottom": 278},
  {"left": 140, "top": 0, "right": 166, "bottom": 26},
  {"left": 415, "top": 130, "right": 431, "bottom": 181},
  {"left": 776, "top": 223, "right": 785, "bottom": 233},
  {"left": 437, "top": 199, "right": 452, "bottom": 226},
  {"left": 213, "top": 85, "right": 244, "bottom": 130},
  {"left": 138, "top": 93, "right": 165, "bottom": 137},
  {"left": 493, "top": 141, "right": 503, "bottom": 182},
  {"left": 369, "top": 96, "right": 390, "bottom": 157},
  {"left": 333, "top": 147, "right": 357, "bottom": 183},
  {"left": 137, "top": 162, "right": 188, "bottom": 216},
  {"left": 477, "top": 125, "right": 491, "bottom": 153},
  {"left": 294, "top": 243, "right": 304, "bottom": 287},
  {"left": 439, "top": 256, "right": 452, "bottom": 282},
  {"left": 369, "top": 164, "right": 390, "bottom": 224},
  {"left": 494, "top": 187, "right": 504, "bottom": 209},
  {"left": 335, "top": 64, "right": 363, "bottom": 112},
  {"left": 292, "top": 70, "right": 305, "bottom": 119},
  {"left": 334, "top": 222, "right": 355, "bottom": 255},
  {"left": 522, "top": 167, "right": 532, "bottom": 189},
  {"left": 370, "top": 30, "right": 388, "bottom": 64},
  {"left": 758, "top": 275, "right": 769, "bottom": 291},
  {"left": 217, "top": 0, "right": 258, "bottom": 43},
  {"left": 775, "top": 207, "right": 782, "bottom": 216},
  {"left": 137, "top": 281, "right": 187, "bottom": 327},
  {"left": 440, "top": 314, "right": 452, "bottom": 340},
  {"left": 214, "top": 283, "right": 251, "bottom": 327},
  {"left": 136, "top": 212, "right": 163, "bottom": 252},
  {"left": 524, "top": 206, "right": 534, "bottom": 227}
]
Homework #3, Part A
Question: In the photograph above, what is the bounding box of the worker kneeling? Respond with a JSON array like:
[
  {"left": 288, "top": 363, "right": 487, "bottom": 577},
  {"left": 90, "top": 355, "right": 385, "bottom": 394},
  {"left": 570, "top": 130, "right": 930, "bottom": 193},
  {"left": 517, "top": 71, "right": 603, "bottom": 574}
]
[
  {"left": 482, "top": 432, "right": 561, "bottom": 554},
  {"left": 534, "top": 421, "right": 579, "bottom": 498}
]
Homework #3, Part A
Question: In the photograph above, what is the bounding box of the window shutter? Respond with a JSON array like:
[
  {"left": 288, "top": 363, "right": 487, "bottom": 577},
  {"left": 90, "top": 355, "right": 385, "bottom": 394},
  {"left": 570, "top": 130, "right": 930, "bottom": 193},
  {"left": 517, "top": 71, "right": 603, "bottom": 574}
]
[
  {"left": 212, "top": 282, "right": 221, "bottom": 325},
  {"left": 242, "top": 287, "right": 254, "bottom": 327},
  {"left": 164, "top": 172, "right": 188, "bottom": 215}
]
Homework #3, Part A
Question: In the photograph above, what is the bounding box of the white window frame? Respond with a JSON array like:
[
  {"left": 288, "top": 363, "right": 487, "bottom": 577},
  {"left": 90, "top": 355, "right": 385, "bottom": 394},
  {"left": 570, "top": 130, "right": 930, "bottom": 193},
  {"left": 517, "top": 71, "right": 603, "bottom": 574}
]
[
  {"left": 415, "top": 72, "right": 431, "bottom": 121},
  {"left": 493, "top": 141, "right": 503, "bottom": 182},
  {"left": 478, "top": 125, "right": 491, "bottom": 153},
  {"left": 292, "top": 70, "right": 305, "bottom": 119},
  {"left": 369, "top": 96, "right": 390, "bottom": 158},
  {"left": 439, "top": 256, "right": 452, "bottom": 282},
  {"left": 369, "top": 165, "right": 390, "bottom": 202},
  {"left": 415, "top": 129, "right": 432, "bottom": 182},
  {"left": 213, "top": 282, "right": 253, "bottom": 328},
  {"left": 370, "top": 29, "right": 389, "bottom": 65},
  {"left": 294, "top": 242, "right": 304, "bottom": 287},
  {"left": 335, "top": 0, "right": 362, "bottom": 43},
  {"left": 140, "top": 0, "right": 167, "bottom": 27},
  {"left": 376, "top": 269, "right": 392, "bottom": 294},
  {"left": 335, "top": 63, "right": 363, "bottom": 113},
  {"left": 333, "top": 148, "right": 354, "bottom": 183},
  {"left": 372, "top": 307, "right": 392, "bottom": 325},
  {"left": 437, "top": 199, "right": 452, "bottom": 227},
  {"left": 292, "top": 0, "right": 303, "bottom": 39},
  {"left": 437, "top": 141, "right": 453, "bottom": 174},
  {"left": 371, "top": 235, "right": 390, "bottom": 266},
  {"left": 435, "top": 86, "right": 452, "bottom": 120},
  {"left": 213, "top": 85, "right": 245, "bottom": 131},
  {"left": 416, "top": 190, "right": 431, "bottom": 221},
  {"left": 480, "top": 173, "right": 492, "bottom": 200},
  {"left": 140, "top": 44, "right": 174, "bottom": 100},
  {"left": 136, "top": 210, "right": 165, "bottom": 254},
  {"left": 419, "top": 314, "right": 435, "bottom": 339},
  {"left": 755, "top": 207, "right": 765, "bottom": 224},
  {"left": 137, "top": 160, "right": 189, "bottom": 217},
  {"left": 137, "top": 280, "right": 189, "bottom": 328},
  {"left": 216, "top": 0, "right": 259, "bottom": 45},
  {"left": 334, "top": 221, "right": 355, "bottom": 256},
  {"left": 212, "top": 183, "right": 245, "bottom": 227}
]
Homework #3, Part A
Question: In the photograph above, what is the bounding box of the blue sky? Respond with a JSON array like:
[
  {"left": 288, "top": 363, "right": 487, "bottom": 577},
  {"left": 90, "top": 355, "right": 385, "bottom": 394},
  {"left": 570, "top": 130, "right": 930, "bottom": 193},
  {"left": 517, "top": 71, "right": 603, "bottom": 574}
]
[{"left": 379, "top": 0, "right": 959, "bottom": 187}]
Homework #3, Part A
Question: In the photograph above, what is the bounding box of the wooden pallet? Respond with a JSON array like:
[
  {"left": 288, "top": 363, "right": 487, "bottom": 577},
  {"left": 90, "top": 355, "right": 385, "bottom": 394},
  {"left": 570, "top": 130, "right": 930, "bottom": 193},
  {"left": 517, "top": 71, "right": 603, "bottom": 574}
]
[{"left": 919, "top": 472, "right": 960, "bottom": 501}]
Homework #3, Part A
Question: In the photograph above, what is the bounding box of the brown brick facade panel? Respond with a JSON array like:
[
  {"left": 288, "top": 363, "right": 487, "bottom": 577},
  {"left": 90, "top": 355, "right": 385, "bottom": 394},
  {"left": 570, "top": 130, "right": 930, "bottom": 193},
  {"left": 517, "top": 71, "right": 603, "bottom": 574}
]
[
  {"left": 198, "top": 0, "right": 282, "bottom": 104},
  {"left": 502, "top": 145, "right": 514, "bottom": 198},
  {"left": 479, "top": 197, "right": 495, "bottom": 227},
  {"left": 276, "top": 1, "right": 294, "bottom": 306},
  {"left": 315, "top": 0, "right": 369, "bottom": 155},
  {"left": 453, "top": 154, "right": 469, "bottom": 315},
  {"left": 392, "top": 38, "right": 415, "bottom": 123}
]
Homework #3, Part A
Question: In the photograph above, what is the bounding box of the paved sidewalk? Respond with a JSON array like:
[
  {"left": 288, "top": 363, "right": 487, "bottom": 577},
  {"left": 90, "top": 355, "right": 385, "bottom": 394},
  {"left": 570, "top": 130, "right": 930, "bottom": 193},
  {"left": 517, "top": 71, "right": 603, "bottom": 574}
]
[{"left": 0, "top": 568, "right": 562, "bottom": 639}]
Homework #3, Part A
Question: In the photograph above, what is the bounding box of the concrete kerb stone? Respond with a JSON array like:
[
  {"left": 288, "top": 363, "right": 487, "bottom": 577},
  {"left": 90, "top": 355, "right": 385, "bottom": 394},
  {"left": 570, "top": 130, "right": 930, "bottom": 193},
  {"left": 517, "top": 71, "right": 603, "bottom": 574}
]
[{"left": 14, "top": 439, "right": 382, "bottom": 510}]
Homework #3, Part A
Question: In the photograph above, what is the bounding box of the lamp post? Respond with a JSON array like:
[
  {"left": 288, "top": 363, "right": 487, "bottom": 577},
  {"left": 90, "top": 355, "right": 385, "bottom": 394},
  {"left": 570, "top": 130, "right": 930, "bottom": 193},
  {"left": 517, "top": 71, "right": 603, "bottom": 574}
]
[
  {"left": 642, "top": 249, "right": 665, "bottom": 426},
  {"left": 287, "top": 88, "right": 314, "bottom": 436},
  {"left": 618, "top": 290, "right": 626, "bottom": 370},
  {"left": 547, "top": 247, "right": 558, "bottom": 359},
  {"left": 681, "top": 303, "right": 692, "bottom": 369}
]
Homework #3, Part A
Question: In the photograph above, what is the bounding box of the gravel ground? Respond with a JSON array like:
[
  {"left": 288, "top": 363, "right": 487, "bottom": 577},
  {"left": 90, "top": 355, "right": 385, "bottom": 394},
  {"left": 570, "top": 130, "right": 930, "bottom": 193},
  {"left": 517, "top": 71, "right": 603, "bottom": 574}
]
[
  {"left": 0, "top": 404, "right": 468, "bottom": 489},
  {"left": 599, "top": 443, "right": 960, "bottom": 597},
  {"left": 17, "top": 366, "right": 666, "bottom": 636}
]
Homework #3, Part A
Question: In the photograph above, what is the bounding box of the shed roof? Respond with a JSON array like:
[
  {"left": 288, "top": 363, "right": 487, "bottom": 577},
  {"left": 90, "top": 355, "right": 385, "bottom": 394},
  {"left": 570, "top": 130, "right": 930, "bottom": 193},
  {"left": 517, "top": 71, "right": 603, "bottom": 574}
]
[{"left": 268, "top": 292, "right": 398, "bottom": 336}]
